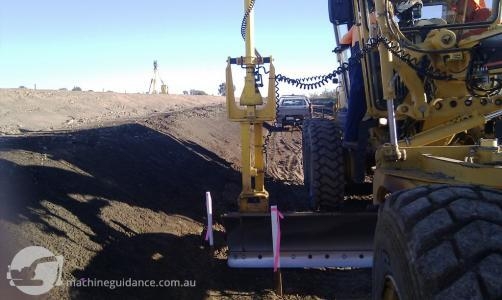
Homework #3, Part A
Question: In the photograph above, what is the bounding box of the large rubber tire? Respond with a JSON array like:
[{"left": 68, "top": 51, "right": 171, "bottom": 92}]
[
  {"left": 302, "top": 118, "right": 345, "bottom": 210},
  {"left": 373, "top": 184, "right": 502, "bottom": 300},
  {"left": 302, "top": 119, "right": 312, "bottom": 189}
]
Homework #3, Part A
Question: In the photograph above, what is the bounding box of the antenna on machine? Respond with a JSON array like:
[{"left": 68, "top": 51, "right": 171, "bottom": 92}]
[{"left": 148, "top": 60, "right": 168, "bottom": 94}]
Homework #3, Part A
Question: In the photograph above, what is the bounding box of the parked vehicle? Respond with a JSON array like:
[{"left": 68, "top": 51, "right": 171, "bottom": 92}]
[{"left": 276, "top": 95, "right": 311, "bottom": 128}]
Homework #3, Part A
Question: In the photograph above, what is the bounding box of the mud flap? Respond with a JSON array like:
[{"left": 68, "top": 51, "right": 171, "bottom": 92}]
[{"left": 222, "top": 211, "right": 377, "bottom": 268}]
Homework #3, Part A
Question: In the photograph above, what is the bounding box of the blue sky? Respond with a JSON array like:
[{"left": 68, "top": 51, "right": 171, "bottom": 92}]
[{"left": 0, "top": 1, "right": 338, "bottom": 95}]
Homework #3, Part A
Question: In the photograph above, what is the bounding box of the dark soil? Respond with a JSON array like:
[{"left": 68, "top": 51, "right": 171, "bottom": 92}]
[{"left": 0, "top": 105, "right": 371, "bottom": 299}]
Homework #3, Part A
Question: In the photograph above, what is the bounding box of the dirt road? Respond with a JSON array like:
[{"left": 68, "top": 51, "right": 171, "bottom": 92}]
[{"left": 0, "top": 90, "right": 371, "bottom": 299}]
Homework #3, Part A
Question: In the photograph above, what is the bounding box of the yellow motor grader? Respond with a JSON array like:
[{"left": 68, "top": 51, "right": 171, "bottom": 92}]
[{"left": 223, "top": 0, "right": 502, "bottom": 298}]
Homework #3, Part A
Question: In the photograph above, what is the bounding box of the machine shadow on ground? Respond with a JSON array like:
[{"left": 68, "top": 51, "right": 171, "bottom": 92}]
[
  {"left": 0, "top": 121, "right": 371, "bottom": 299},
  {"left": 71, "top": 232, "right": 371, "bottom": 299}
]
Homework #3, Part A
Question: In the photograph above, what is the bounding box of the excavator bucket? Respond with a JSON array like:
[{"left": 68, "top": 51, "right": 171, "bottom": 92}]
[{"left": 222, "top": 211, "right": 377, "bottom": 268}]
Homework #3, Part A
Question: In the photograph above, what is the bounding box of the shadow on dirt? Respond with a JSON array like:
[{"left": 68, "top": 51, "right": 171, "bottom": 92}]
[
  {"left": 0, "top": 122, "right": 306, "bottom": 230},
  {"left": 0, "top": 124, "right": 244, "bottom": 253},
  {"left": 71, "top": 232, "right": 371, "bottom": 299},
  {"left": 0, "top": 121, "right": 369, "bottom": 299},
  {"left": 263, "top": 121, "right": 303, "bottom": 133}
]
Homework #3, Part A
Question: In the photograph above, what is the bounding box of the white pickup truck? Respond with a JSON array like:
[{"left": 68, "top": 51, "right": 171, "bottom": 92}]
[{"left": 276, "top": 95, "right": 312, "bottom": 128}]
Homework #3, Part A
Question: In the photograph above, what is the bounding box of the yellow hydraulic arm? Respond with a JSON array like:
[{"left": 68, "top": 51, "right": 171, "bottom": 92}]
[{"left": 225, "top": 0, "right": 276, "bottom": 213}]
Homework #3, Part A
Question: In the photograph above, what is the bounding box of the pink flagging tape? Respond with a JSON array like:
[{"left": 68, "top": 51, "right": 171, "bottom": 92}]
[
  {"left": 205, "top": 227, "right": 210, "bottom": 241},
  {"left": 205, "top": 191, "right": 214, "bottom": 246},
  {"left": 270, "top": 205, "right": 284, "bottom": 272}
]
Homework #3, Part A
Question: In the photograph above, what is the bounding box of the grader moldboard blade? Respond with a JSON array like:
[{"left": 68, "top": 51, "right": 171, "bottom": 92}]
[{"left": 223, "top": 211, "right": 377, "bottom": 268}]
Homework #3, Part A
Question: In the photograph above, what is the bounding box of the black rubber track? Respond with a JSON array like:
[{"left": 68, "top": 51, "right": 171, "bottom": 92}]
[
  {"left": 302, "top": 118, "right": 345, "bottom": 210},
  {"left": 373, "top": 184, "right": 502, "bottom": 300}
]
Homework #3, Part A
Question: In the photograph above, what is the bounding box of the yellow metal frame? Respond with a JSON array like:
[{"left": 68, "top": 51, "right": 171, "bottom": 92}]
[
  {"left": 373, "top": 143, "right": 502, "bottom": 202},
  {"left": 225, "top": 0, "right": 276, "bottom": 212},
  {"left": 367, "top": 0, "right": 502, "bottom": 200},
  {"left": 227, "top": 0, "right": 502, "bottom": 209}
]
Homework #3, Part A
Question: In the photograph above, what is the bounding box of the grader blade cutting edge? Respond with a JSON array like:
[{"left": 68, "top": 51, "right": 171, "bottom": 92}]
[{"left": 223, "top": 211, "right": 377, "bottom": 268}]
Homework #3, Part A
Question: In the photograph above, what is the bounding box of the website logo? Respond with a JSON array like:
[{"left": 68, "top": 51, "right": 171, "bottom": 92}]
[{"left": 6, "top": 246, "right": 64, "bottom": 295}]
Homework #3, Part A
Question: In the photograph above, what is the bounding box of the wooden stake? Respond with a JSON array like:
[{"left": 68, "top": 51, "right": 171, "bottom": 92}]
[{"left": 274, "top": 270, "right": 283, "bottom": 296}]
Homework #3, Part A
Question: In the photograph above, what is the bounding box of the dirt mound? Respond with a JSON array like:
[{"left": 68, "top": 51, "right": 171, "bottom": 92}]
[
  {"left": 0, "top": 88, "right": 224, "bottom": 134},
  {"left": 0, "top": 102, "right": 371, "bottom": 299}
]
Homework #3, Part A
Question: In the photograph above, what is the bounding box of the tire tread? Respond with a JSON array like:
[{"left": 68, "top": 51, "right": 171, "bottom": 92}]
[{"left": 375, "top": 185, "right": 502, "bottom": 299}]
